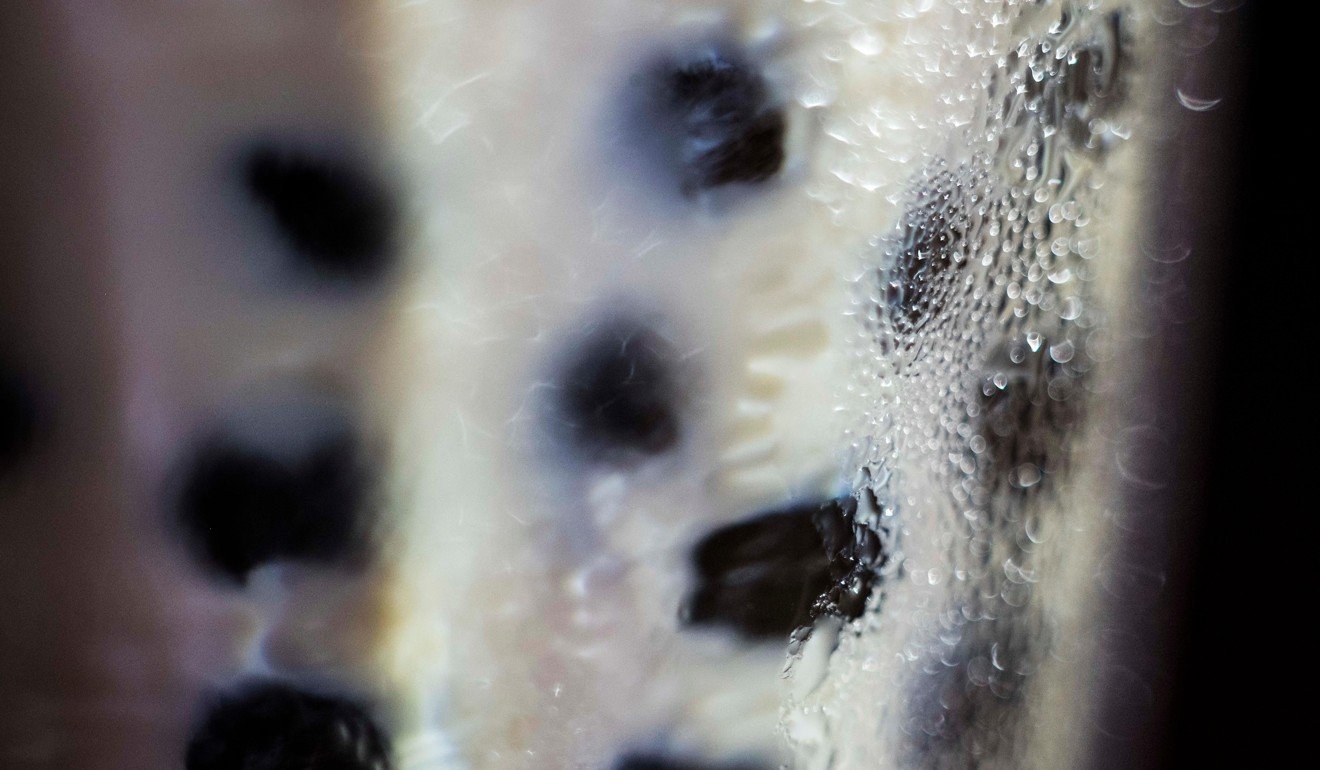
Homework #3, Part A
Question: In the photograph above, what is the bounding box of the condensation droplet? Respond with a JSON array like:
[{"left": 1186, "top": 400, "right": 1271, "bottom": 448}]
[{"left": 1048, "top": 340, "right": 1075, "bottom": 363}]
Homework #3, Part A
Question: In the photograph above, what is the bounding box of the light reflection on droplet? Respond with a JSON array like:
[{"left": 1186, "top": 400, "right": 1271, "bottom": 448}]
[{"left": 1176, "top": 88, "right": 1223, "bottom": 111}]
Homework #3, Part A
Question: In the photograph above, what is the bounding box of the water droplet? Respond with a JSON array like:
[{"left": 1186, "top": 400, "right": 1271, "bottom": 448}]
[
  {"left": 1013, "top": 464, "right": 1042, "bottom": 488},
  {"left": 1048, "top": 340, "right": 1075, "bottom": 363}
]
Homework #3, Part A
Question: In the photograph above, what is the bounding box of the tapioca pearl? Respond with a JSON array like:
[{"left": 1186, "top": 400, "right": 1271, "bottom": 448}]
[
  {"left": 634, "top": 44, "right": 786, "bottom": 197},
  {"left": 186, "top": 681, "right": 391, "bottom": 770},
  {"left": 813, "top": 491, "right": 886, "bottom": 622},
  {"left": 553, "top": 319, "right": 683, "bottom": 464},
  {"left": 172, "top": 393, "right": 374, "bottom": 585},
  {"left": 683, "top": 505, "right": 826, "bottom": 639},
  {"left": 974, "top": 341, "right": 1080, "bottom": 496},
  {"left": 242, "top": 141, "right": 399, "bottom": 284},
  {"left": 902, "top": 602, "right": 1047, "bottom": 762},
  {"left": 0, "top": 362, "right": 38, "bottom": 473},
  {"left": 878, "top": 165, "right": 976, "bottom": 336},
  {"left": 666, "top": 53, "right": 785, "bottom": 192},
  {"left": 681, "top": 496, "right": 881, "bottom": 641}
]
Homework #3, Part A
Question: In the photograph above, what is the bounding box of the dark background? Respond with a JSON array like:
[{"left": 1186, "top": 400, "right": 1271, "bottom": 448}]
[{"left": 1162, "top": 2, "right": 1298, "bottom": 765}]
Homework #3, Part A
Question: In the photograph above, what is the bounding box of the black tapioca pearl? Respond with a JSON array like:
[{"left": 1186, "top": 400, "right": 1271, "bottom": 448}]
[
  {"left": 556, "top": 322, "right": 681, "bottom": 463},
  {"left": 813, "top": 491, "right": 885, "bottom": 620},
  {"left": 174, "top": 406, "right": 372, "bottom": 584},
  {"left": 614, "top": 754, "right": 769, "bottom": 770},
  {"left": 974, "top": 342, "right": 1081, "bottom": 498},
  {"left": 902, "top": 608, "right": 1046, "bottom": 765},
  {"left": 243, "top": 143, "right": 398, "bottom": 283},
  {"left": 684, "top": 506, "right": 825, "bottom": 638},
  {"left": 0, "top": 363, "right": 38, "bottom": 472},
  {"left": 186, "top": 681, "right": 391, "bottom": 770},
  {"left": 648, "top": 49, "right": 786, "bottom": 195},
  {"left": 879, "top": 166, "right": 977, "bottom": 336},
  {"left": 682, "top": 496, "right": 883, "bottom": 641}
]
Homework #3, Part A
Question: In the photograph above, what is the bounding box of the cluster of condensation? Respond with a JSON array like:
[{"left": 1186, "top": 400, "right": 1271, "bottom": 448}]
[{"left": 786, "top": 2, "right": 1134, "bottom": 768}]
